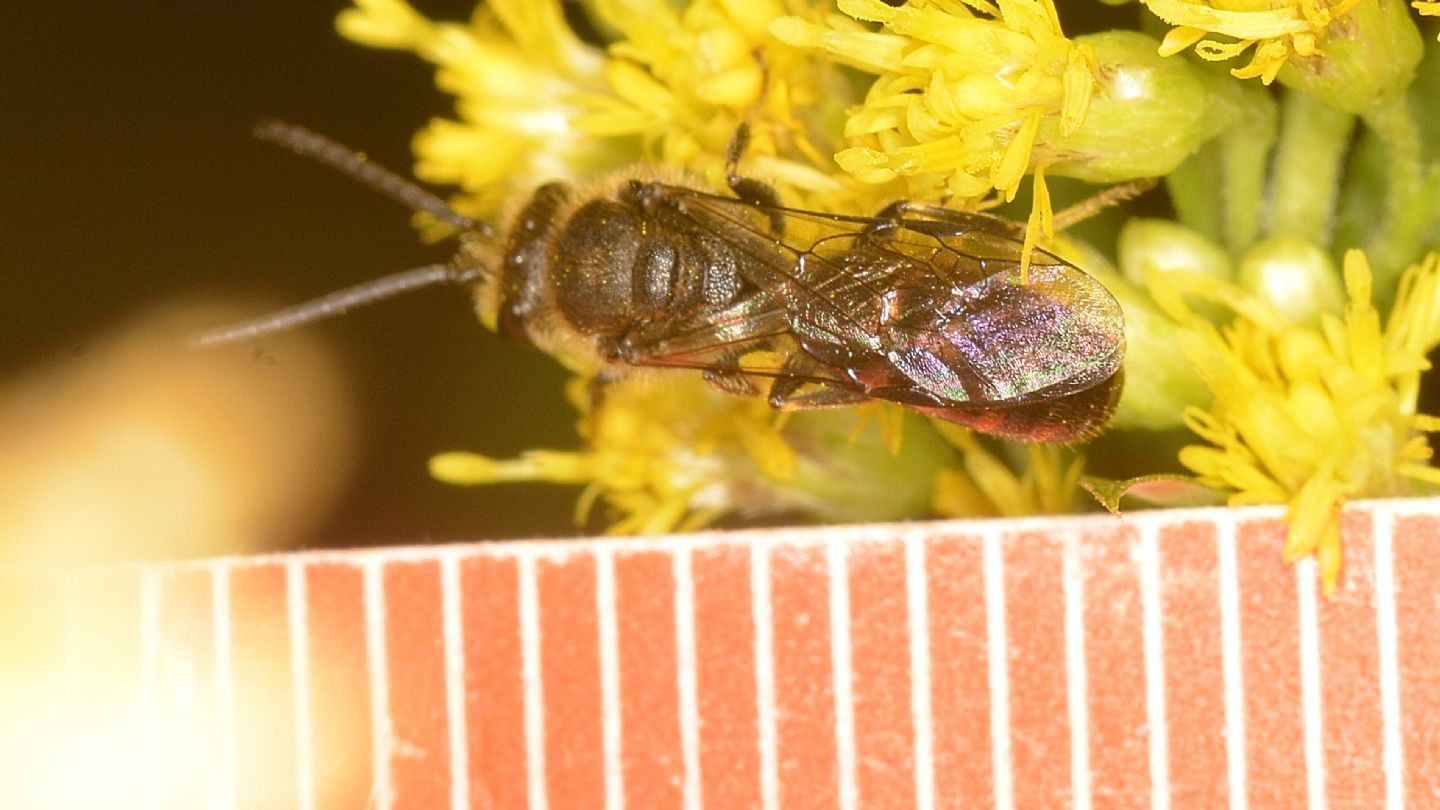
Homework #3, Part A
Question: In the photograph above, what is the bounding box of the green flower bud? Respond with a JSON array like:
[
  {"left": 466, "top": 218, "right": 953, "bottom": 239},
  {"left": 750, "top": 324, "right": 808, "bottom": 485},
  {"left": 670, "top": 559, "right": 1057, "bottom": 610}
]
[
  {"left": 1118, "top": 218, "right": 1234, "bottom": 288},
  {"left": 1278, "top": 0, "right": 1423, "bottom": 115},
  {"left": 1112, "top": 295, "right": 1213, "bottom": 431},
  {"left": 1039, "top": 31, "right": 1232, "bottom": 183},
  {"left": 1236, "top": 236, "right": 1345, "bottom": 325},
  {"left": 1059, "top": 241, "right": 1210, "bottom": 431},
  {"left": 1118, "top": 218, "right": 1234, "bottom": 321}
]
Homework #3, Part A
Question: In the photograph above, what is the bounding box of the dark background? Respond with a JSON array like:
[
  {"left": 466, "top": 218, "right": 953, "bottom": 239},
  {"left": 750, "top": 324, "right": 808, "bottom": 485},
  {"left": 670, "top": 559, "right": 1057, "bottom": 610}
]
[{"left": 4, "top": 2, "right": 581, "bottom": 547}]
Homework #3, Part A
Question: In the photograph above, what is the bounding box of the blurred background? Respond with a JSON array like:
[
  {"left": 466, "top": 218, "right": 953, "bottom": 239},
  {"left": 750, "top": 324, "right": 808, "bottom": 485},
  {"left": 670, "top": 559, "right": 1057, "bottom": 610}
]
[{"left": 4, "top": 1, "right": 583, "bottom": 562}]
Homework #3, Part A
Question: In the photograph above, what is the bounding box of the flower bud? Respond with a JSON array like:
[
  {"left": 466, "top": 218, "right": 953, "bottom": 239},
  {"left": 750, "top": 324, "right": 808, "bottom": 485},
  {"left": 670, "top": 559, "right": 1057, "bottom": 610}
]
[
  {"left": 1236, "top": 236, "right": 1345, "bottom": 325},
  {"left": 1277, "top": 0, "right": 1423, "bottom": 114},
  {"left": 1039, "top": 31, "right": 1231, "bottom": 183},
  {"left": 1118, "top": 218, "right": 1234, "bottom": 321},
  {"left": 1118, "top": 218, "right": 1234, "bottom": 288},
  {"left": 1053, "top": 240, "right": 1210, "bottom": 430}
]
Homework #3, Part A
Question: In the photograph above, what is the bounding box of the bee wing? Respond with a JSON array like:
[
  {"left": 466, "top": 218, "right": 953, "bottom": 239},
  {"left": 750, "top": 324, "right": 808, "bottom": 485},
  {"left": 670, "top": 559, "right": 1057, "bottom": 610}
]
[
  {"left": 877, "top": 259, "right": 1126, "bottom": 403},
  {"left": 663, "top": 190, "right": 1124, "bottom": 409},
  {"left": 661, "top": 191, "right": 889, "bottom": 347},
  {"left": 608, "top": 187, "right": 884, "bottom": 388},
  {"left": 617, "top": 288, "right": 857, "bottom": 387}
]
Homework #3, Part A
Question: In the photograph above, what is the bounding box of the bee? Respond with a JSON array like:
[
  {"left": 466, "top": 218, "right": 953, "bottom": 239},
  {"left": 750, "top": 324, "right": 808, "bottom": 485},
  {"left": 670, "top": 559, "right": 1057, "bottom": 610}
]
[{"left": 201, "top": 122, "right": 1125, "bottom": 442}]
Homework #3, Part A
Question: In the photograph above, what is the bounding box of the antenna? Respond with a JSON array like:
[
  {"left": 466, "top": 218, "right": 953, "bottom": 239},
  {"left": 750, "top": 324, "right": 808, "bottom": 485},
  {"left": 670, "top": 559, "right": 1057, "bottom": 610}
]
[
  {"left": 193, "top": 263, "right": 484, "bottom": 348},
  {"left": 192, "top": 122, "right": 498, "bottom": 348},
  {"left": 253, "top": 120, "right": 488, "bottom": 235}
]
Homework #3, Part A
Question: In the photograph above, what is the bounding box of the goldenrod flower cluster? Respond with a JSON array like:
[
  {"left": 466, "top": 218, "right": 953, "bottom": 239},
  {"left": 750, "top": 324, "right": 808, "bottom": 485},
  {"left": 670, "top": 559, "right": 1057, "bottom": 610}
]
[
  {"left": 1162, "top": 251, "right": 1440, "bottom": 589},
  {"left": 339, "top": 0, "right": 1440, "bottom": 593}
]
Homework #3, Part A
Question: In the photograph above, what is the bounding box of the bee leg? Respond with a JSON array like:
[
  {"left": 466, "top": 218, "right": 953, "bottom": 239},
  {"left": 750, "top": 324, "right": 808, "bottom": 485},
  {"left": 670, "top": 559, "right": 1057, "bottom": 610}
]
[
  {"left": 872, "top": 201, "right": 1026, "bottom": 240},
  {"left": 871, "top": 200, "right": 910, "bottom": 220},
  {"left": 724, "top": 123, "right": 786, "bottom": 235},
  {"left": 766, "top": 377, "right": 869, "bottom": 410},
  {"left": 584, "top": 369, "right": 622, "bottom": 411},
  {"left": 584, "top": 336, "right": 642, "bottom": 408}
]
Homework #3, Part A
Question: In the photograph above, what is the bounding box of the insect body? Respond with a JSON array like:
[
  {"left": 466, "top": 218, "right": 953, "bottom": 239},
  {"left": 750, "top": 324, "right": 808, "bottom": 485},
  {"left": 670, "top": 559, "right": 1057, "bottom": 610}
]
[
  {"left": 479, "top": 172, "right": 1124, "bottom": 441},
  {"left": 206, "top": 123, "right": 1125, "bottom": 442}
]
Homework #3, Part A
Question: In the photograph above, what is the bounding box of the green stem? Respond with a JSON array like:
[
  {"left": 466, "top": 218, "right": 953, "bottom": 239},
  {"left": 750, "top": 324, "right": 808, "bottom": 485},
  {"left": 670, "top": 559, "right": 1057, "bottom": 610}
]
[
  {"left": 1362, "top": 92, "right": 1425, "bottom": 297},
  {"left": 1425, "top": 163, "right": 1440, "bottom": 256},
  {"left": 1165, "top": 139, "right": 1224, "bottom": 246},
  {"left": 1419, "top": 38, "right": 1440, "bottom": 255},
  {"left": 1268, "top": 90, "right": 1355, "bottom": 244},
  {"left": 1218, "top": 93, "right": 1277, "bottom": 254}
]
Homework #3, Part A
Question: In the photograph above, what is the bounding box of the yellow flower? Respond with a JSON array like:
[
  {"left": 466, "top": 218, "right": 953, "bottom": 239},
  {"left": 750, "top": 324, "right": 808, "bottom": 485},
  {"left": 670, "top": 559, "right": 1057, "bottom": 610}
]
[
  {"left": 341, "top": 0, "right": 872, "bottom": 215},
  {"left": 1144, "top": 0, "right": 1363, "bottom": 84},
  {"left": 772, "top": 2, "right": 1224, "bottom": 276},
  {"left": 772, "top": 0, "right": 1094, "bottom": 205},
  {"left": 1169, "top": 250, "right": 1440, "bottom": 593},
  {"left": 1142, "top": 0, "right": 1426, "bottom": 113},
  {"left": 771, "top": 0, "right": 1087, "bottom": 277},
  {"left": 430, "top": 375, "right": 955, "bottom": 534},
  {"left": 338, "top": 0, "right": 616, "bottom": 218},
  {"left": 430, "top": 375, "right": 797, "bottom": 534},
  {"left": 574, "top": 0, "right": 869, "bottom": 209},
  {"left": 932, "top": 423, "right": 1086, "bottom": 517}
]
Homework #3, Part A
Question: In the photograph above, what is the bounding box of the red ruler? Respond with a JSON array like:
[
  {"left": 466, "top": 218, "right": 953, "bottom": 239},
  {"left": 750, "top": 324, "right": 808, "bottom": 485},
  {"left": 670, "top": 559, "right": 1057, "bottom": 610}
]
[{"left": 50, "top": 499, "right": 1440, "bottom": 808}]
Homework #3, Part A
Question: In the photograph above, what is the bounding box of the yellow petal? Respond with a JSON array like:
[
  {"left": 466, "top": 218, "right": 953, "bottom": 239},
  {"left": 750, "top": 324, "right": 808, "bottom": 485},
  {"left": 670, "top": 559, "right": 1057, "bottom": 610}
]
[
  {"left": 992, "top": 113, "right": 1040, "bottom": 199},
  {"left": 1157, "top": 25, "right": 1206, "bottom": 56},
  {"left": 337, "top": 0, "right": 433, "bottom": 49}
]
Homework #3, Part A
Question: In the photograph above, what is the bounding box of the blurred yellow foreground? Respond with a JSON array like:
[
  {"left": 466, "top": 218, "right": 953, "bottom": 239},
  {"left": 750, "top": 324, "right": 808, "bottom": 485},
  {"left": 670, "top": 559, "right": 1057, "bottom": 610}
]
[{"left": 0, "top": 304, "right": 359, "bottom": 808}]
